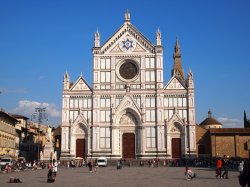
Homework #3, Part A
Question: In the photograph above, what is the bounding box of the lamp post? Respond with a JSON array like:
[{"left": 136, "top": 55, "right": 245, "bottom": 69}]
[{"left": 31, "top": 107, "right": 48, "bottom": 163}]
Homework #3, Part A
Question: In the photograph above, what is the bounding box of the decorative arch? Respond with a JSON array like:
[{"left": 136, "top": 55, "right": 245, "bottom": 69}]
[
  {"left": 70, "top": 114, "right": 89, "bottom": 158},
  {"left": 167, "top": 112, "right": 185, "bottom": 134},
  {"left": 113, "top": 95, "right": 142, "bottom": 126}
]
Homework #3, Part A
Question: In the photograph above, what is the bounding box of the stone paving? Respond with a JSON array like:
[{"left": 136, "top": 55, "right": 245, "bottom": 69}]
[{"left": 0, "top": 166, "right": 240, "bottom": 187}]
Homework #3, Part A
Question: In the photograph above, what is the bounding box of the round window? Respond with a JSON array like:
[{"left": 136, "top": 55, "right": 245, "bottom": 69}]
[{"left": 119, "top": 61, "right": 138, "bottom": 80}]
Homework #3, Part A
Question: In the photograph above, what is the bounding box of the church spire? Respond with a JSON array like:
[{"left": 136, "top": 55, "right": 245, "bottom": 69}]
[
  {"left": 125, "top": 9, "right": 130, "bottom": 22},
  {"left": 172, "top": 37, "right": 184, "bottom": 80},
  {"left": 94, "top": 29, "right": 100, "bottom": 47}
]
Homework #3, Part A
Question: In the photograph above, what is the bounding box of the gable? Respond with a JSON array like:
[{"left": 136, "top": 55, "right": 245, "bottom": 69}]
[
  {"left": 165, "top": 77, "right": 186, "bottom": 90},
  {"left": 70, "top": 77, "right": 91, "bottom": 91},
  {"left": 107, "top": 33, "right": 149, "bottom": 54},
  {"left": 115, "top": 95, "right": 141, "bottom": 119},
  {"left": 101, "top": 23, "right": 155, "bottom": 55}
]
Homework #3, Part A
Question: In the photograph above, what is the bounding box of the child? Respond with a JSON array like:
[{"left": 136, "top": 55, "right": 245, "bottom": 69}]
[{"left": 185, "top": 167, "right": 196, "bottom": 180}]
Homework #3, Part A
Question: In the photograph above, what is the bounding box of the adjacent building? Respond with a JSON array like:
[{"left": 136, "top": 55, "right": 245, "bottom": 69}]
[
  {"left": 61, "top": 11, "right": 196, "bottom": 160},
  {"left": 0, "top": 109, "right": 17, "bottom": 158},
  {"left": 196, "top": 111, "right": 250, "bottom": 159}
]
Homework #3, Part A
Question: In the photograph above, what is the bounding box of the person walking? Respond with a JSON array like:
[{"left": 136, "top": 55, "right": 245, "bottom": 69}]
[
  {"left": 222, "top": 155, "right": 229, "bottom": 179},
  {"left": 52, "top": 159, "right": 58, "bottom": 178},
  {"left": 94, "top": 159, "right": 98, "bottom": 173},
  {"left": 216, "top": 157, "right": 222, "bottom": 178},
  {"left": 88, "top": 160, "right": 93, "bottom": 173},
  {"left": 239, "top": 160, "right": 250, "bottom": 187}
]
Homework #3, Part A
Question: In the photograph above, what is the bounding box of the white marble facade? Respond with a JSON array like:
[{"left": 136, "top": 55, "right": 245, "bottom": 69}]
[{"left": 60, "top": 11, "right": 196, "bottom": 160}]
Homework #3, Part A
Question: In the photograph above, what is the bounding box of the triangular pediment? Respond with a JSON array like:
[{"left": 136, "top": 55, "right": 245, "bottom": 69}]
[
  {"left": 115, "top": 95, "right": 141, "bottom": 119},
  {"left": 70, "top": 76, "right": 92, "bottom": 91},
  {"left": 164, "top": 76, "right": 186, "bottom": 90},
  {"left": 101, "top": 23, "right": 155, "bottom": 54},
  {"left": 167, "top": 111, "right": 185, "bottom": 133}
]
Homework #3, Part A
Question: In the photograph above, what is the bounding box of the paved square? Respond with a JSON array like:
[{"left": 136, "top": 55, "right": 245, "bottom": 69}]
[{"left": 0, "top": 166, "right": 240, "bottom": 187}]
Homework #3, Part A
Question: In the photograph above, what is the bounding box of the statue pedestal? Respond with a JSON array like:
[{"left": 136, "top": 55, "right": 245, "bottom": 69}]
[{"left": 41, "top": 142, "right": 54, "bottom": 161}]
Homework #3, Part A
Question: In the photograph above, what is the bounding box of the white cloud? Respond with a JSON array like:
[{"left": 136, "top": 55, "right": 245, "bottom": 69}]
[
  {"left": 0, "top": 87, "right": 27, "bottom": 94},
  {"left": 217, "top": 117, "right": 243, "bottom": 128},
  {"left": 12, "top": 100, "right": 61, "bottom": 124}
]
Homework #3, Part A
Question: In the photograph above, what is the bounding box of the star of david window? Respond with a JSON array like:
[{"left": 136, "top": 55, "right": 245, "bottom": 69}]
[{"left": 119, "top": 37, "right": 135, "bottom": 52}]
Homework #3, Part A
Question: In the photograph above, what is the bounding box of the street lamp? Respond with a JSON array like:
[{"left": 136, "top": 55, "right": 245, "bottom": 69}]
[{"left": 31, "top": 107, "right": 48, "bottom": 163}]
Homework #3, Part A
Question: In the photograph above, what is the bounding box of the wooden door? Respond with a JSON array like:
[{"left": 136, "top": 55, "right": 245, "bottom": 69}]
[
  {"left": 122, "top": 133, "right": 135, "bottom": 159},
  {"left": 76, "top": 139, "right": 85, "bottom": 158},
  {"left": 172, "top": 138, "right": 181, "bottom": 159}
]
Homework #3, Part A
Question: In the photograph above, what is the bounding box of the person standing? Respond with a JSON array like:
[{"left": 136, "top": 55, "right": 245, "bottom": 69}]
[
  {"left": 52, "top": 159, "right": 58, "bottom": 178},
  {"left": 222, "top": 155, "right": 229, "bottom": 179},
  {"left": 216, "top": 157, "right": 222, "bottom": 178},
  {"left": 239, "top": 161, "right": 244, "bottom": 175},
  {"left": 7, "top": 163, "right": 11, "bottom": 173}
]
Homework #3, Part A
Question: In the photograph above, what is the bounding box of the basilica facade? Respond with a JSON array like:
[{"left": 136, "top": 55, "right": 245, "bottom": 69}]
[{"left": 60, "top": 12, "right": 196, "bottom": 160}]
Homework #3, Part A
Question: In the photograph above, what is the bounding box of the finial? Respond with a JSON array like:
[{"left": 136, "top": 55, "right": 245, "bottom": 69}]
[
  {"left": 156, "top": 27, "right": 161, "bottom": 45},
  {"left": 125, "top": 9, "right": 130, "bottom": 22},
  {"left": 208, "top": 110, "right": 212, "bottom": 118},
  {"left": 80, "top": 72, "right": 83, "bottom": 77},
  {"left": 94, "top": 28, "right": 100, "bottom": 47}
]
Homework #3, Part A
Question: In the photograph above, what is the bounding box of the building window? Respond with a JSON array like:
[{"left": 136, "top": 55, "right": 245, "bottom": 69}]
[
  {"left": 146, "top": 127, "right": 156, "bottom": 148},
  {"left": 100, "top": 127, "right": 110, "bottom": 148},
  {"left": 145, "top": 110, "right": 155, "bottom": 122},
  {"left": 145, "top": 71, "right": 155, "bottom": 82},
  {"left": 100, "top": 58, "right": 111, "bottom": 69},
  {"left": 145, "top": 97, "right": 155, "bottom": 107},
  {"left": 145, "top": 57, "right": 155, "bottom": 68},
  {"left": 100, "top": 110, "right": 110, "bottom": 122},
  {"left": 100, "top": 98, "right": 111, "bottom": 108},
  {"left": 100, "top": 71, "right": 111, "bottom": 83}
]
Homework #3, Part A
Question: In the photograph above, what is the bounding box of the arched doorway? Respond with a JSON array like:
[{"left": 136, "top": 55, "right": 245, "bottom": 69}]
[
  {"left": 119, "top": 111, "right": 138, "bottom": 159},
  {"left": 122, "top": 133, "right": 135, "bottom": 159},
  {"left": 76, "top": 139, "right": 85, "bottom": 158},
  {"left": 172, "top": 138, "right": 181, "bottom": 159}
]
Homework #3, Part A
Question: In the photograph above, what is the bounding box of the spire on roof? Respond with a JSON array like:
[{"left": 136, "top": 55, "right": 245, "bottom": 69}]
[
  {"left": 156, "top": 28, "right": 161, "bottom": 46},
  {"left": 94, "top": 29, "right": 100, "bottom": 47},
  {"left": 208, "top": 110, "right": 212, "bottom": 118},
  {"left": 172, "top": 37, "right": 184, "bottom": 80},
  {"left": 125, "top": 9, "right": 130, "bottom": 22}
]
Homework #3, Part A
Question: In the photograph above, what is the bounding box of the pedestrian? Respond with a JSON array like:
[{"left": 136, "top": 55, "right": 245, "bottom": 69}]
[
  {"left": 67, "top": 161, "right": 70, "bottom": 168},
  {"left": 94, "top": 159, "right": 98, "bottom": 173},
  {"left": 88, "top": 160, "right": 93, "bottom": 173},
  {"left": 185, "top": 167, "right": 196, "bottom": 180},
  {"left": 222, "top": 155, "right": 229, "bottom": 179},
  {"left": 238, "top": 160, "right": 244, "bottom": 175},
  {"left": 7, "top": 163, "right": 11, "bottom": 173},
  {"left": 216, "top": 157, "right": 222, "bottom": 179},
  {"left": 52, "top": 159, "right": 58, "bottom": 178},
  {"left": 47, "top": 168, "right": 55, "bottom": 183},
  {"left": 239, "top": 160, "right": 250, "bottom": 187}
]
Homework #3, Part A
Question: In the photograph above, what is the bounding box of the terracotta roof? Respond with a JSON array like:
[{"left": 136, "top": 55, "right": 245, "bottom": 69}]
[
  {"left": 9, "top": 113, "right": 29, "bottom": 120},
  {"left": 199, "top": 110, "right": 222, "bottom": 127},
  {"left": 199, "top": 117, "right": 222, "bottom": 126},
  {"left": 209, "top": 128, "right": 250, "bottom": 134},
  {"left": 0, "top": 111, "right": 18, "bottom": 123}
]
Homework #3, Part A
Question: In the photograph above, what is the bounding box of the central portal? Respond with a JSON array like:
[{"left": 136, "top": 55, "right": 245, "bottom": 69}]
[{"left": 122, "top": 133, "right": 135, "bottom": 159}]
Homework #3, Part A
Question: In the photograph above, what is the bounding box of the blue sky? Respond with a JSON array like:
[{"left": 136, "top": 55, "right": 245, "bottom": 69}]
[{"left": 0, "top": 0, "right": 250, "bottom": 127}]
